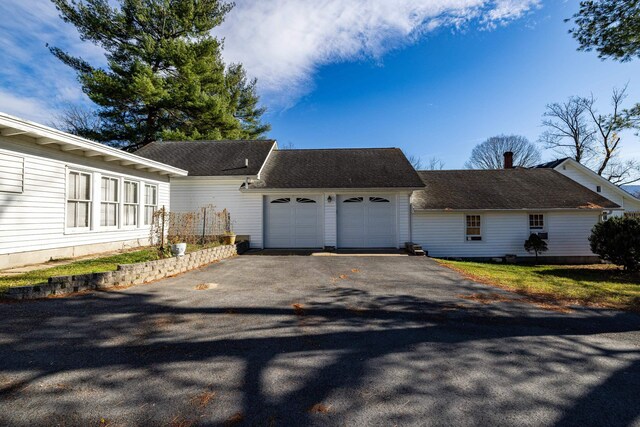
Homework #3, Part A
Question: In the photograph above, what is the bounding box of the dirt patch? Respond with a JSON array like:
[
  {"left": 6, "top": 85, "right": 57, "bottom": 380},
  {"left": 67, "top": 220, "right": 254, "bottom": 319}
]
[
  {"left": 292, "top": 303, "right": 305, "bottom": 316},
  {"left": 351, "top": 269, "right": 360, "bottom": 273},
  {"left": 338, "top": 274, "right": 348, "bottom": 280},
  {"left": 191, "top": 389, "right": 216, "bottom": 409},
  {"left": 456, "top": 292, "right": 573, "bottom": 313},
  {"left": 308, "top": 403, "right": 331, "bottom": 413},
  {"left": 194, "top": 283, "right": 218, "bottom": 290},
  {"left": 224, "top": 412, "right": 244, "bottom": 426}
]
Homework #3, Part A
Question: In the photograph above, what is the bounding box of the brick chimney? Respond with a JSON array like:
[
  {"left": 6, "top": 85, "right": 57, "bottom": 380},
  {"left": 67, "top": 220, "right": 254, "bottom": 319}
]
[{"left": 504, "top": 151, "right": 514, "bottom": 169}]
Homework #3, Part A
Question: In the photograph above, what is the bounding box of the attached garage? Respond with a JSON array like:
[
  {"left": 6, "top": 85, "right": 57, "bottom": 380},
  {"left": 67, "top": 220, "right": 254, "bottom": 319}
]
[
  {"left": 337, "top": 195, "right": 396, "bottom": 248},
  {"left": 264, "top": 196, "right": 323, "bottom": 248}
]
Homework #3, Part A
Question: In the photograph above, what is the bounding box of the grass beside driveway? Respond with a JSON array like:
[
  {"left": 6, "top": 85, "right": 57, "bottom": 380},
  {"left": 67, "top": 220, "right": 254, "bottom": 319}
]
[
  {"left": 437, "top": 260, "right": 640, "bottom": 311},
  {"left": 0, "top": 248, "right": 160, "bottom": 293}
]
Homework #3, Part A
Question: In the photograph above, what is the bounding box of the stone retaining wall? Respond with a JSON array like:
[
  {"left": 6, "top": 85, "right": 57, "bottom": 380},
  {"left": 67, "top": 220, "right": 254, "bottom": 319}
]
[{"left": 4, "top": 241, "right": 249, "bottom": 300}]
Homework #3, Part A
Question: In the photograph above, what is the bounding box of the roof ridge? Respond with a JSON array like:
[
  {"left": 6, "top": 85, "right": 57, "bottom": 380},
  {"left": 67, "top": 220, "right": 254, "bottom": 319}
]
[{"left": 276, "top": 147, "right": 399, "bottom": 152}]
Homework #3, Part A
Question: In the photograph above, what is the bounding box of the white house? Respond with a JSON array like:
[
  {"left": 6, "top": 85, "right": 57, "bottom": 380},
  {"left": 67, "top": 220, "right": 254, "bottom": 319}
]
[
  {"left": 535, "top": 157, "right": 640, "bottom": 216},
  {"left": 135, "top": 141, "right": 424, "bottom": 250},
  {"left": 1, "top": 113, "right": 635, "bottom": 268},
  {"left": 410, "top": 167, "right": 621, "bottom": 263},
  {"left": 0, "top": 113, "right": 187, "bottom": 269}
]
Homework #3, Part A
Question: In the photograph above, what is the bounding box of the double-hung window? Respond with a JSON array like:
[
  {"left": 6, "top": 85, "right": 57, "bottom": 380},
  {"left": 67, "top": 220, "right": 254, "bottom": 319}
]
[
  {"left": 144, "top": 184, "right": 157, "bottom": 225},
  {"left": 100, "top": 177, "right": 119, "bottom": 227},
  {"left": 67, "top": 171, "right": 91, "bottom": 229},
  {"left": 465, "top": 215, "right": 482, "bottom": 241},
  {"left": 123, "top": 180, "right": 138, "bottom": 226}
]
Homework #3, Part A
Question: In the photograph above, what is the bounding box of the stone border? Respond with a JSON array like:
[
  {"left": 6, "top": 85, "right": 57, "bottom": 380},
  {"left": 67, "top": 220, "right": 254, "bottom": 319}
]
[{"left": 4, "top": 241, "right": 249, "bottom": 300}]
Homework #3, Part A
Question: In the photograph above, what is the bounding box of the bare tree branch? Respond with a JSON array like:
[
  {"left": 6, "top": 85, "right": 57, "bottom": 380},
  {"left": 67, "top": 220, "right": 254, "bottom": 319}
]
[
  {"left": 539, "top": 97, "right": 595, "bottom": 163},
  {"left": 465, "top": 135, "right": 541, "bottom": 169}
]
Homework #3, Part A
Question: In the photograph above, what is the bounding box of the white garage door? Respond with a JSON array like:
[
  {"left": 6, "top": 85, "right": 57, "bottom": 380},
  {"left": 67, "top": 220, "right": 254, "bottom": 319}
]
[
  {"left": 265, "top": 196, "right": 323, "bottom": 248},
  {"left": 337, "top": 196, "right": 396, "bottom": 248}
]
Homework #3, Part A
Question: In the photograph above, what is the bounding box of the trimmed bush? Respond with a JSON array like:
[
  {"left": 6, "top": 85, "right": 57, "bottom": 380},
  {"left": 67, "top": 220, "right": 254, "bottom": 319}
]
[
  {"left": 589, "top": 217, "right": 640, "bottom": 271},
  {"left": 524, "top": 233, "right": 548, "bottom": 263}
]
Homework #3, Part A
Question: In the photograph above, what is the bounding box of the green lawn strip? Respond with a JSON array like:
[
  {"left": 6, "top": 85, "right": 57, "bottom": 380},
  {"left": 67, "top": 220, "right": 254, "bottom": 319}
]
[
  {"left": 437, "top": 260, "right": 640, "bottom": 311},
  {"left": 0, "top": 248, "right": 159, "bottom": 293}
]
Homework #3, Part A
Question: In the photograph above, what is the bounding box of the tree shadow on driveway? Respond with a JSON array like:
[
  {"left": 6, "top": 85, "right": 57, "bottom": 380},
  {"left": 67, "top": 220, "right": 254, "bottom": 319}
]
[{"left": 0, "top": 280, "right": 639, "bottom": 426}]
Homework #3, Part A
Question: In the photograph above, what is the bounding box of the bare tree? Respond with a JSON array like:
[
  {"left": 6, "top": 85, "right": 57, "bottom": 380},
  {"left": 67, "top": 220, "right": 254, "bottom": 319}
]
[
  {"left": 540, "top": 97, "right": 595, "bottom": 163},
  {"left": 407, "top": 155, "right": 423, "bottom": 170},
  {"left": 407, "top": 155, "right": 445, "bottom": 170},
  {"left": 426, "top": 156, "right": 446, "bottom": 170},
  {"left": 465, "top": 135, "right": 541, "bottom": 169},
  {"left": 51, "top": 105, "right": 103, "bottom": 142},
  {"left": 541, "top": 87, "right": 639, "bottom": 185}
]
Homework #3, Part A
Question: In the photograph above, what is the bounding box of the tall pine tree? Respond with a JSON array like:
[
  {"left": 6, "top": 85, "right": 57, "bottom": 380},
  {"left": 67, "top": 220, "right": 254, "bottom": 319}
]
[{"left": 50, "top": 0, "right": 270, "bottom": 150}]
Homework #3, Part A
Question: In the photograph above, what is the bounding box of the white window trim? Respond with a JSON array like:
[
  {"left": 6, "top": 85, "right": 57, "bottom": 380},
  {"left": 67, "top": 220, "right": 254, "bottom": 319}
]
[
  {"left": 122, "top": 179, "right": 140, "bottom": 229},
  {"left": 528, "top": 213, "right": 545, "bottom": 231},
  {"left": 144, "top": 183, "right": 158, "bottom": 226},
  {"left": 465, "top": 214, "right": 482, "bottom": 242},
  {"left": 100, "top": 175, "right": 120, "bottom": 230},
  {"left": 65, "top": 168, "right": 93, "bottom": 233}
]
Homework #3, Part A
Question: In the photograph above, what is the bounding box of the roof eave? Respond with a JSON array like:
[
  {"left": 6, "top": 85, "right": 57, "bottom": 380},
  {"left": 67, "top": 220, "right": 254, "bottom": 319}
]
[{"left": 0, "top": 112, "right": 188, "bottom": 177}]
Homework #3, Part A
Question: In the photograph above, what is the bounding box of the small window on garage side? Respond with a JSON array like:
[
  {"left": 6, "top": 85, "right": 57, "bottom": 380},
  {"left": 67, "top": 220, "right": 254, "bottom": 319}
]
[
  {"left": 343, "top": 197, "right": 363, "bottom": 203},
  {"left": 369, "top": 197, "right": 390, "bottom": 203},
  {"left": 271, "top": 198, "right": 290, "bottom": 203},
  {"left": 465, "top": 215, "right": 482, "bottom": 241},
  {"left": 596, "top": 185, "right": 602, "bottom": 193},
  {"left": 529, "top": 214, "right": 544, "bottom": 230},
  {"left": 296, "top": 197, "right": 316, "bottom": 203}
]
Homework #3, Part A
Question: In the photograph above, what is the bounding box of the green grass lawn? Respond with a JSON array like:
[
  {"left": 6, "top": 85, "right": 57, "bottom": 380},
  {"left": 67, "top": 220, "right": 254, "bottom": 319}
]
[
  {"left": 0, "top": 248, "right": 160, "bottom": 293},
  {"left": 438, "top": 260, "right": 640, "bottom": 311}
]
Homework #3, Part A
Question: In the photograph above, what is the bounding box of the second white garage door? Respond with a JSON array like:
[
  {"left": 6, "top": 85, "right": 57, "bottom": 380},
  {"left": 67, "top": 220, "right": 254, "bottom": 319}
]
[
  {"left": 264, "top": 196, "right": 323, "bottom": 248},
  {"left": 337, "top": 195, "right": 396, "bottom": 248}
]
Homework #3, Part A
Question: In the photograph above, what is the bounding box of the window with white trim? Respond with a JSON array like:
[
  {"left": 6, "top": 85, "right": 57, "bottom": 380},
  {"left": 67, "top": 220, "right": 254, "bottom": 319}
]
[
  {"left": 67, "top": 171, "right": 91, "bottom": 228},
  {"left": 529, "top": 214, "right": 544, "bottom": 230},
  {"left": 123, "top": 180, "right": 138, "bottom": 226},
  {"left": 100, "top": 176, "right": 119, "bottom": 227},
  {"left": 271, "top": 198, "right": 290, "bottom": 204},
  {"left": 369, "top": 197, "right": 390, "bottom": 203},
  {"left": 465, "top": 215, "right": 482, "bottom": 241},
  {"left": 144, "top": 184, "right": 157, "bottom": 225},
  {"left": 296, "top": 197, "right": 316, "bottom": 204},
  {"left": 343, "top": 197, "right": 363, "bottom": 203}
]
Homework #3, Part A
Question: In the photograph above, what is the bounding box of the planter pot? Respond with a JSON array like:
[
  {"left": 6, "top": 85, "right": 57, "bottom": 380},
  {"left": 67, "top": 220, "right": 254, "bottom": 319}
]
[
  {"left": 222, "top": 235, "right": 237, "bottom": 245},
  {"left": 171, "top": 243, "right": 187, "bottom": 257}
]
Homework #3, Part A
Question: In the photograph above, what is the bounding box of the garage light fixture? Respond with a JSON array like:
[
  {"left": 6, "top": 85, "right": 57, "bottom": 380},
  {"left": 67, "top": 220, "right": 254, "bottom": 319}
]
[{"left": 327, "top": 195, "right": 333, "bottom": 203}]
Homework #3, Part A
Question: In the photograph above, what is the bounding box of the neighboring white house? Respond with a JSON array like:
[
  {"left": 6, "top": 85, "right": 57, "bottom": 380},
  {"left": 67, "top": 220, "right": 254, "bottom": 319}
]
[
  {"left": 135, "top": 142, "right": 424, "bottom": 249},
  {"left": 0, "top": 113, "right": 187, "bottom": 269},
  {"left": 535, "top": 157, "right": 640, "bottom": 216}
]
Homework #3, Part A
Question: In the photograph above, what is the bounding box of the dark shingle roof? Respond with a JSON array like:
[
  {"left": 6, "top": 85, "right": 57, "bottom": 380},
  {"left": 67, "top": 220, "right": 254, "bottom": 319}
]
[
  {"left": 412, "top": 169, "right": 620, "bottom": 210},
  {"left": 534, "top": 158, "right": 570, "bottom": 169},
  {"left": 248, "top": 148, "right": 424, "bottom": 189},
  {"left": 134, "top": 140, "right": 276, "bottom": 176}
]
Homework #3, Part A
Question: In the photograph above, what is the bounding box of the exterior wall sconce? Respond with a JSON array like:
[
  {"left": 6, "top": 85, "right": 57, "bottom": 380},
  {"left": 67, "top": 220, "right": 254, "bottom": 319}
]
[{"left": 327, "top": 195, "right": 333, "bottom": 203}]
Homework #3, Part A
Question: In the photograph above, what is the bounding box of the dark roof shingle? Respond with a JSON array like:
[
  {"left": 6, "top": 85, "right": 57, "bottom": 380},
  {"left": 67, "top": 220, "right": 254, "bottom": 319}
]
[
  {"left": 412, "top": 169, "right": 620, "bottom": 210},
  {"left": 249, "top": 148, "right": 424, "bottom": 189},
  {"left": 134, "top": 140, "right": 276, "bottom": 176}
]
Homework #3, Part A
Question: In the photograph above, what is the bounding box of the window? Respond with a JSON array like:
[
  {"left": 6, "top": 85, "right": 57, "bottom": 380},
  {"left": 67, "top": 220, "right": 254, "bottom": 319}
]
[
  {"left": 529, "top": 214, "right": 544, "bottom": 230},
  {"left": 465, "top": 215, "right": 482, "bottom": 241},
  {"left": 100, "top": 177, "right": 119, "bottom": 227},
  {"left": 67, "top": 171, "right": 91, "bottom": 228},
  {"left": 343, "top": 197, "right": 363, "bottom": 203},
  {"left": 144, "top": 184, "right": 157, "bottom": 225},
  {"left": 296, "top": 197, "right": 316, "bottom": 204},
  {"left": 369, "top": 197, "right": 390, "bottom": 203},
  {"left": 123, "top": 180, "right": 138, "bottom": 226},
  {"left": 271, "top": 198, "right": 290, "bottom": 204},
  {"left": 596, "top": 185, "right": 602, "bottom": 193}
]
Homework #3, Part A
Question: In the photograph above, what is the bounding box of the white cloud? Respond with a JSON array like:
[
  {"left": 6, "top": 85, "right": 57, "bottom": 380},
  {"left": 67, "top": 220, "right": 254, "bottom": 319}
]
[
  {"left": 217, "top": 0, "right": 541, "bottom": 106},
  {"left": 0, "top": 89, "right": 58, "bottom": 124}
]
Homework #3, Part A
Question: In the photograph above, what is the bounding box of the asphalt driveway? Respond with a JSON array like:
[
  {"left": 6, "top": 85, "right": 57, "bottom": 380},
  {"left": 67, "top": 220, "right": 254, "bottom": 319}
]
[{"left": 1, "top": 255, "right": 639, "bottom": 426}]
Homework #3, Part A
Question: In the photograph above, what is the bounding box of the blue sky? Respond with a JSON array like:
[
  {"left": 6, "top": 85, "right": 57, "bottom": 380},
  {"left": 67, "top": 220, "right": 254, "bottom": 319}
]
[{"left": 1, "top": 0, "right": 640, "bottom": 168}]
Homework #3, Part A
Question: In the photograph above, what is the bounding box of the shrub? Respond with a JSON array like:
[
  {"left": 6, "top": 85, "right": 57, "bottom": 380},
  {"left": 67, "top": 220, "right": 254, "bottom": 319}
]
[
  {"left": 590, "top": 217, "right": 640, "bottom": 271},
  {"left": 524, "top": 233, "right": 548, "bottom": 263}
]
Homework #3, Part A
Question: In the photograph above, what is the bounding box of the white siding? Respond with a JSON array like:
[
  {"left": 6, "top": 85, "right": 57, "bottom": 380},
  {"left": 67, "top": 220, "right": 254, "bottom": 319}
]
[
  {"left": 170, "top": 178, "right": 263, "bottom": 248},
  {"left": 396, "top": 193, "right": 411, "bottom": 247},
  {"left": 0, "top": 137, "right": 170, "bottom": 257},
  {"left": 556, "top": 162, "right": 640, "bottom": 214},
  {"left": 323, "top": 193, "right": 337, "bottom": 247},
  {"left": 411, "top": 210, "right": 600, "bottom": 258}
]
